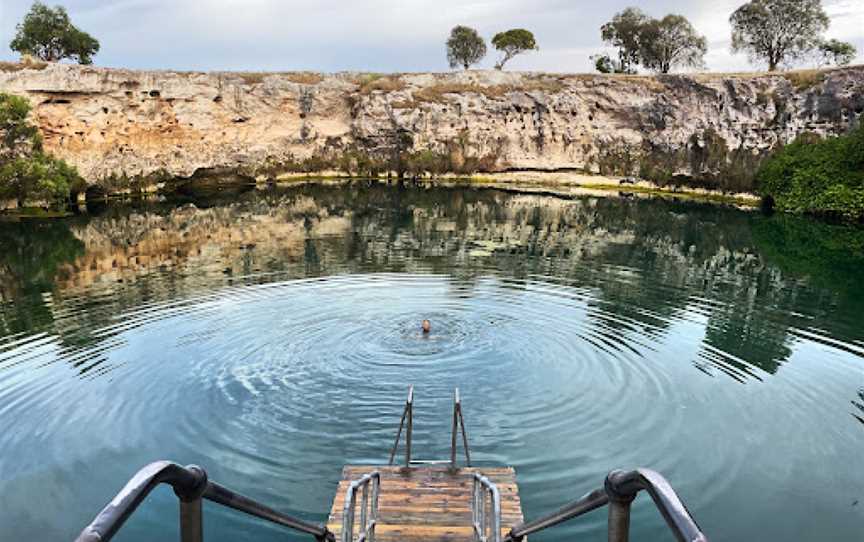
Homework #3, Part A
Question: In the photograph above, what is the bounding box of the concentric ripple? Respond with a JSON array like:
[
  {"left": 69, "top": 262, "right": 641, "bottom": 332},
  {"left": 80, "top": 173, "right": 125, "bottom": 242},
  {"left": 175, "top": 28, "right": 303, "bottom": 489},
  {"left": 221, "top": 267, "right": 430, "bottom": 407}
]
[{"left": 1, "top": 185, "right": 863, "bottom": 542}]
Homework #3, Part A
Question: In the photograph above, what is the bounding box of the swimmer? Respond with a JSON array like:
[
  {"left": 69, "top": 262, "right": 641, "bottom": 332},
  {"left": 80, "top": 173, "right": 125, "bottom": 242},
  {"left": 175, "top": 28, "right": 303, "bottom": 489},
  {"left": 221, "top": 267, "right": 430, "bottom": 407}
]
[{"left": 422, "top": 319, "right": 431, "bottom": 334}]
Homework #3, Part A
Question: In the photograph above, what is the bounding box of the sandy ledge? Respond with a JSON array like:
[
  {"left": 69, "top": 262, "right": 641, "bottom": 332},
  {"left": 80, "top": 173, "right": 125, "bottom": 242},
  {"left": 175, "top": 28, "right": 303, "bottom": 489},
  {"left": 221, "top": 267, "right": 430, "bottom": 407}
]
[{"left": 265, "top": 171, "right": 761, "bottom": 208}]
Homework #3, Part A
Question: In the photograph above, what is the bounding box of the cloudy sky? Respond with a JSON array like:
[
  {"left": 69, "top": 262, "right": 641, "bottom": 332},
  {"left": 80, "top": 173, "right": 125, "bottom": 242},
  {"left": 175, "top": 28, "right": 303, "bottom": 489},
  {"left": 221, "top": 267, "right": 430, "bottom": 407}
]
[{"left": 0, "top": 0, "right": 862, "bottom": 73}]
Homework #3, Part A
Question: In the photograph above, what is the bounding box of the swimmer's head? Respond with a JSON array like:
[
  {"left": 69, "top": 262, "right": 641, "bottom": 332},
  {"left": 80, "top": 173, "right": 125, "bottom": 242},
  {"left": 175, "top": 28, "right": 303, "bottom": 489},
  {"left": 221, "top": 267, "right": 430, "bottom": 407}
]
[{"left": 422, "top": 319, "right": 431, "bottom": 334}]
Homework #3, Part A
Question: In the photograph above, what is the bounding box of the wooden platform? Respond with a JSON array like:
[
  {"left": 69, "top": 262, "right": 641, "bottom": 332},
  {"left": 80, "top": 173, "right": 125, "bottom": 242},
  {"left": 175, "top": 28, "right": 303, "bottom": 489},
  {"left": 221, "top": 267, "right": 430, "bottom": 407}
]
[{"left": 327, "top": 465, "right": 524, "bottom": 542}]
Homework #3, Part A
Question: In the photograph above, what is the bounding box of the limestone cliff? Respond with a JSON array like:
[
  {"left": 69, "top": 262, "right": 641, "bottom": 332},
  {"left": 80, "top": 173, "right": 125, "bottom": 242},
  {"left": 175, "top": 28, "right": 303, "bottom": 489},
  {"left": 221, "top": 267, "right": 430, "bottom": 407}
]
[{"left": 1, "top": 63, "right": 862, "bottom": 193}]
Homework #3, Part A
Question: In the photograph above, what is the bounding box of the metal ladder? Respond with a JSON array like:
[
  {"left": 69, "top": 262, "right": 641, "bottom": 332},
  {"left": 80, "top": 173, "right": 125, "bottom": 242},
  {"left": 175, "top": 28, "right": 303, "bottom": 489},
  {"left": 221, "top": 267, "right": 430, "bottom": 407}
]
[
  {"left": 75, "top": 386, "right": 708, "bottom": 542},
  {"left": 379, "top": 385, "right": 708, "bottom": 542},
  {"left": 341, "top": 471, "right": 381, "bottom": 542},
  {"left": 388, "top": 385, "right": 471, "bottom": 468},
  {"left": 341, "top": 386, "right": 471, "bottom": 542}
]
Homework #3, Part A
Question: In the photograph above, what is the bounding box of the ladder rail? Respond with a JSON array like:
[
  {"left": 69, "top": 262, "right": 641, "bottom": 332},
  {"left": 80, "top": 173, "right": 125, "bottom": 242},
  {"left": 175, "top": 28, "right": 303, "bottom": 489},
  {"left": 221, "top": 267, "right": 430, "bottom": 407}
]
[
  {"left": 389, "top": 385, "right": 471, "bottom": 468},
  {"left": 472, "top": 473, "right": 502, "bottom": 542},
  {"left": 341, "top": 471, "right": 381, "bottom": 542},
  {"left": 74, "top": 460, "right": 334, "bottom": 542},
  {"left": 504, "top": 468, "right": 707, "bottom": 542},
  {"left": 450, "top": 387, "right": 472, "bottom": 468},
  {"left": 387, "top": 385, "right": 413, "bottom": 466}
]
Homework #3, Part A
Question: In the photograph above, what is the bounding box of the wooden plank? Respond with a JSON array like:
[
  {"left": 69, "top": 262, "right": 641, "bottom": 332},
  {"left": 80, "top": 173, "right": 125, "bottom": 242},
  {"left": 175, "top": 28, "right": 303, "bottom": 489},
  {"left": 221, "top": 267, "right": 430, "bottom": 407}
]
[
  {"left": 325, "top": 526, "right": 515, "bottom": 542},
  {"left": 328, "top": 465, "right": 525, "bottom": 542}
]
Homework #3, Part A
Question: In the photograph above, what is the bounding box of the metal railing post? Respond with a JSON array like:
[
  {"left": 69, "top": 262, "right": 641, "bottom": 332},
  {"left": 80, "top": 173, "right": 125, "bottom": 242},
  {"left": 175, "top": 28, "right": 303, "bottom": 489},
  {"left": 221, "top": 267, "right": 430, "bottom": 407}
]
[
  {"left": 479, "top": 490, "right": 486, "bottom": 540},
  {"left": 360, "top": 484, "right": 369, "bottom": 539},
  {"left": 369, "top": 475, "right": 379, "bottom": 542},
  {"left": 180, "top": 499, "right": 203, "bottom": 542},
  {"left": 175, "top": 465, "right": 208, "bottom": 542},
  {"left": 605, "top": 470, "right": 635, "bottom": 542},
  {"left": 451, "top": 389, "right": 459, "bottom": 468},
  {"left": 388, "top": 385, "right": 414, "bottom": 467},
  {"left": 342, "top": 490, "right": 355, "bottom": 542},
  {"left": 491, "top": 486, "right": 501, "bottom": 542},
  {"left": 405, "top": 386, "right": 413, "bottom": 466},
  {"left": 449, "top": 388, "right": 472, "bottom": 469},
  {"left": 607, "top": 498, "right": 632, "bottom": 542},
  {"left": 458, "top": 401, "right": 471, "bottom": 467},
  {"left": 472, "top": 477, "right": 478, "bottom": 539},
  {"left": 387, "top": 409, "right": 406, "bottom": 466}
]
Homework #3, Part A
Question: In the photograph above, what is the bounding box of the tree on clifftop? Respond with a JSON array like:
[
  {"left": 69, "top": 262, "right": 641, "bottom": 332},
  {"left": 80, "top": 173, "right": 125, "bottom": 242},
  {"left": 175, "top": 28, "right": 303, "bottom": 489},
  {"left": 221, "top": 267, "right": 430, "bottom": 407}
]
[
  {"left": 730, "top": 0, "right": 829, "bottom": 71},
  {"left": 491, "top": 29, "right": 538, "bottom": 70},
  {"left": 10, "top": 2, "right": 100, "bottom": 64},
  {"left": 817, "top": 39, "right": 857, "bottom": 66},
  {"left": 601, "top": 7, "right": 649, "bottom": 74},
  {"left": 600, "top": 8, "right": 706, "bottom": 74},
  {"left": 446, "top": 26, "right": 487, "bottom": 70},
  {"left": 638, "top": 15, "right": 707, "bottom": 73}
]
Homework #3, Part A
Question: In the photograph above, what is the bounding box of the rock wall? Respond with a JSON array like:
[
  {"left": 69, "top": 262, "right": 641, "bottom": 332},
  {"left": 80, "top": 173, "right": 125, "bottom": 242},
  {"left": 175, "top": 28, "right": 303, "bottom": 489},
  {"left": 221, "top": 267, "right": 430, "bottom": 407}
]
[{"left": 1, "top": 63, "right": 862, "bottom": 193}]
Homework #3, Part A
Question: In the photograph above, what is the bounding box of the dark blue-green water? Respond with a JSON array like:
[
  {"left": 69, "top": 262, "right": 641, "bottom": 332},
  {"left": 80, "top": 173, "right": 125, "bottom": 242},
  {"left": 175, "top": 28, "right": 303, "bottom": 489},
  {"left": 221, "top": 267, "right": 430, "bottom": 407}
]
[{"left": 0, "top": 182, "right": 862, "bottom": 541}]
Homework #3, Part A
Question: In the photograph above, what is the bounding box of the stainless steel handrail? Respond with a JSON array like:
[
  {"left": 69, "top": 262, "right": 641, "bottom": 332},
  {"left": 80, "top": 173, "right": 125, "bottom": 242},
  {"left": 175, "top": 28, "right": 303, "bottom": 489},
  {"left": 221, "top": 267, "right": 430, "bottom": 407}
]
[
  {"left": 74, "top": 461, "right": 335, "bottom": 542},
  {"left": 450, "top": 388, "right": 472, "bottom": 468},
  {"left": 388, "top": 385, "right": 414, "bottom": 466},
  {"left": 504, "top": 468, "right": 707, "bottom": 542},
  {"left": 472, "top": 474, "right": 502, "bottom": 542},
  {"left": 341, "top": 471, "right": 381, "bottom": 542}
]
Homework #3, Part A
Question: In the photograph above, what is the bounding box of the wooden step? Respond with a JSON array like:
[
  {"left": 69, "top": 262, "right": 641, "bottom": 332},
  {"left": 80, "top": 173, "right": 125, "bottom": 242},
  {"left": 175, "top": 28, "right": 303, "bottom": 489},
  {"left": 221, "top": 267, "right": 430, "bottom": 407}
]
[{"left": 328, "top": 465, "right": 524, "bottom": 542}]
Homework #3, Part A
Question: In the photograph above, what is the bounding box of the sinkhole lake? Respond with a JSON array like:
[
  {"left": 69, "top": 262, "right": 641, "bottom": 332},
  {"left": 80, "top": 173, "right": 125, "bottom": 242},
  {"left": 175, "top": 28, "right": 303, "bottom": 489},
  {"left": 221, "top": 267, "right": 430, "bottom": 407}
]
[{"left": 1, "top": 181, "right": 863, "bottom": 541}]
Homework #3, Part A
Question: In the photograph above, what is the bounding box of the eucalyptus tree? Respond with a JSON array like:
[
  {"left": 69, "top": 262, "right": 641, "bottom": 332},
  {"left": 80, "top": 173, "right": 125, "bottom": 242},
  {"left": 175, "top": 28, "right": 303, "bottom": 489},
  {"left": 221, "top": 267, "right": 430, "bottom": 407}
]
[
  {"left": 10, "top": 1, "right": 99, "bottom": 64},
  {"left": 600, "top": 7, "right": 650, "bottom": 74},
  {"left": 491, "top": 29, "right": 538, "bottom": 70},
  {"left": 730, "top": 0, "right": 829, "bottom": 71},
  {"left": 817, "top": 39, "right": 857, "bottom": 66},
  {"left": 446, "top": 26, "right": 487, "bottom": 70},
  {"left": 638, "top": 15, "right": 707, "bottom": 73}
]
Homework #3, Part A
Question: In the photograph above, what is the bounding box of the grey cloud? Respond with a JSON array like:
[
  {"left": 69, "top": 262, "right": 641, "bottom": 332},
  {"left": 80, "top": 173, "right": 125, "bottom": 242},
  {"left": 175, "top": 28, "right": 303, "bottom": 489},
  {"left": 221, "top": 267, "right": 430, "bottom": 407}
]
[{"left": 0, "top": 0, "right": 861, "bottom": 72}]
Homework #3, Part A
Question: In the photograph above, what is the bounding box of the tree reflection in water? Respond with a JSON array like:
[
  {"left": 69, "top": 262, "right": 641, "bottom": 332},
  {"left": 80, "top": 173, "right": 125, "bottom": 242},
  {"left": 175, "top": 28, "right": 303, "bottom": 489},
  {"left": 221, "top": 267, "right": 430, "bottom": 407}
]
[{"left": 0, "top": 181, "right": 862, "bottom": 389}]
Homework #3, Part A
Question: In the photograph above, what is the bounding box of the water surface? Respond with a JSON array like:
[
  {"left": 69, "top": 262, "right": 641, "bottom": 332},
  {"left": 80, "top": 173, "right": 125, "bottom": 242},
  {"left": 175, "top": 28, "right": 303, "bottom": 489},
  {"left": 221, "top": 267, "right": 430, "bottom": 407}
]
[{"left": 0, "top": 182, "right": 862, "bottom": 541}]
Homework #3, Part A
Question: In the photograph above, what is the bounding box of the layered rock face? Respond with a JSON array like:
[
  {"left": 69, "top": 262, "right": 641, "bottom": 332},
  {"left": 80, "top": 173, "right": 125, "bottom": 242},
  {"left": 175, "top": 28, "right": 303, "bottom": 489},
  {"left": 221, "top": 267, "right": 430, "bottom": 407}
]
[{"left": 0, "top": 64, "right": 862, "bottom": 193}]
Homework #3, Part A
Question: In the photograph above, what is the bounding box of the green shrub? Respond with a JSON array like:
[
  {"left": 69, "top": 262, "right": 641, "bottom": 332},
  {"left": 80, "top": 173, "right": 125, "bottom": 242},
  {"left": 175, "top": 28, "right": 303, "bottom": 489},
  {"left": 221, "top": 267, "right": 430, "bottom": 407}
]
[
  {"left": 400, "top": 149, "right": 450, "bottom": 178},
  {"left": 0, "top": 92, "right": 83, "bottom": 206},
  {"left": 757, "top": 125, "right": 864, "bottom": 221},
  {"left": 0, "top": 153, "right": 82, "bottom": 204},
  {"left": 0, "top": 93, "right": 41, "bottom": 155}
]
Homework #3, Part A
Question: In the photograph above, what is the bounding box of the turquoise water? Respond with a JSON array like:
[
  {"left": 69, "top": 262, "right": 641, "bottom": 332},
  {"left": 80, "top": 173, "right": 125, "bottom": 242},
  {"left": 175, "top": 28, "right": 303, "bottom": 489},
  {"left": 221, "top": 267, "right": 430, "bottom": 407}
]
[{"left": 0, "top": 182, "right": 862, "bottom": 541}]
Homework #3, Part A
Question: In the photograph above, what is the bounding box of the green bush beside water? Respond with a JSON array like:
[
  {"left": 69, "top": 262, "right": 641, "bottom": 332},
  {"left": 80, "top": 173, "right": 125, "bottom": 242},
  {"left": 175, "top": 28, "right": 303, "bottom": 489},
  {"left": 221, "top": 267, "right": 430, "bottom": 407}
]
[
  {"left": 757, "top": 125, "right": 864, "bottom": 222},
  {"left": 0, "top": 92, "right": 84, "bottom": 208}
]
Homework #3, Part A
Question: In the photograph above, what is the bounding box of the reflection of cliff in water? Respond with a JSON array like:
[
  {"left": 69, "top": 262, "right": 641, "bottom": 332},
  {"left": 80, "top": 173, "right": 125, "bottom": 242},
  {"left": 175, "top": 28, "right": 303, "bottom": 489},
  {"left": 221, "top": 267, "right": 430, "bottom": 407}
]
[
  {"left": 0, "top": 182, "right": 862, "bottom": 382},
  {"left": 0, "top": 220, "right": 85, "bottom": 335}
]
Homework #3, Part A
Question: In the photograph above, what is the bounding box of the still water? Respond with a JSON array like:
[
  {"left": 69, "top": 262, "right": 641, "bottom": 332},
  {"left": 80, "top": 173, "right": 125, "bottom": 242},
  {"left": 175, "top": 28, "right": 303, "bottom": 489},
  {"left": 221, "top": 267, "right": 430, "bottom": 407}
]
[{"left": 0, "top": 182, "right": 862, "bottom": 541}]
